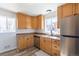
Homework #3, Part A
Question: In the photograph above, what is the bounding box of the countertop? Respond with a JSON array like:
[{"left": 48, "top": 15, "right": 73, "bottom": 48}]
[
  {"left": 34, "top": 34, "right": 60, "bottom": 40},
  {"left": 16, "top": 32, "right": 60, "bottom": 40}
]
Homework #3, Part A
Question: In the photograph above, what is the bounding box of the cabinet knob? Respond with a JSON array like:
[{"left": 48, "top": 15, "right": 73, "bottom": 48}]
[
  {"left": 54, "top": 46, "right": 57, "bottom": 48},
  {"left": 54, "top": 53, "right": 57, "bottom": 56},
  {"left": 44, "top": 40, "right": 46, "bottom": 42}
]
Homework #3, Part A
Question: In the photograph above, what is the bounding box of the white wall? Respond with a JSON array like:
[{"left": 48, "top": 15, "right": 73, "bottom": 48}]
[
  {"left": 17, "top": 29, "right": 35, "bottom": 34},
  {"left": 0, "top": 8, "right": 17, "bottom": 53},
  {"left": 0, "top": 33, "right": 16, "bottom": 53}
]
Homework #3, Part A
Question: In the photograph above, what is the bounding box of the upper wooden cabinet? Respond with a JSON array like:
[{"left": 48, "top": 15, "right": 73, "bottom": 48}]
[
  {"left": 62, "top": 4, "right": 73, "bottom": 17},
  {"left": 16, "top": 13, "right": 26, "bottom": 29},
  {"left": 16, "top": 12, "right": 32, "bottom": 29},
  {"left": 31, "top": 16, "right": 37, "bottom": 29},
  {"left": 16, "top": 12, "right": 44, "bottom": 29},
  {"left": 57, "top": 3, "right": 79, "bottom": 28},
  {"left": 75, "top": 4, "right": 79, "bottom": 14},
  {"left": 26, "top": 15, "right": 32, "bottom": 29},
  {"left": 36, "top": 15, "right": 44, "bottom": 29},
  {"left": 31, "top": 15, "right": 44, "bottom": 29}
]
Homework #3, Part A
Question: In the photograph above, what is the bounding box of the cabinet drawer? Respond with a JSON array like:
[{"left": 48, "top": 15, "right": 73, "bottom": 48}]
[
  {"left": 52, "top": 45, "right": 60, "bottom": 50},
  {"left": 52, "top": 49, "right": 60, "bottom": 56},
  {"left": 52, "top": 40, "right": 60, "bottom": 46}
]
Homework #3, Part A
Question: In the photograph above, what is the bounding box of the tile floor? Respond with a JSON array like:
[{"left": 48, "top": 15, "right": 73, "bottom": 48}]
[{"left": 0, "top": 47, "right": 49, "bottom": 56}]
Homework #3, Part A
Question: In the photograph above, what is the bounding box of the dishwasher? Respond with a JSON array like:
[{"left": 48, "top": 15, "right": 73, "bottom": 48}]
[{"left": 34, "top": 35, "right": 40, "bottom": 49}]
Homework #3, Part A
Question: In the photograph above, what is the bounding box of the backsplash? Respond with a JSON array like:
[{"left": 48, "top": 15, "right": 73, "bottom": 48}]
[{"left": 16, "top": 29, "right": 35, "bottom": 33}]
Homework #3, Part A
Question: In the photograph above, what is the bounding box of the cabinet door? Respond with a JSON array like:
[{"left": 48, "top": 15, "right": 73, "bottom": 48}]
[
  {"left": 45, "top": 38, "right": 52, "bottom": 55},
  {"left": 27, "top": 35, "right": 34, "bottom": 48},
  {"left": 52, "top": 48, "right": 60, "bottom": 56},
  {"left": 37, "top": 15, "right": 44, "bottom": 29},
  {"left": 26, "top": 15, "right": 32, "bottom": 28},
  {"left": 17, "top": 13, "right": 26, "bottom": 29},
  {"left": 62, "top": 4, "right": 73, "bottom": 18},
  {"left": 37, "top": 16, "right": 41, "bottom": 29},
  {"left": 57, "top": 6, "right": 63, "bottom": 28},
  {"left": 29, "top": 35, "right": 34, "bottom": 47},
  {"left": 31, "top": 16, "right": 37, "bottom": 29},
  {"left": 76, "top": 3, "right": 79, "bottom": 14},
  {"left": 40, "top": 37, "right": 45, "bottom": 51},
  {"left": 17, "top": 35, "right": 26, "bottom": 50}
]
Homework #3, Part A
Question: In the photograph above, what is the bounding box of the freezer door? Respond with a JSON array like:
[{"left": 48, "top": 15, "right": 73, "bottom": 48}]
[
  {"left": 61, "top": 36, "right": 76, "bottom": 56},
  {"left": 60, "top": 15, "right": 79, "bottom": 36}
]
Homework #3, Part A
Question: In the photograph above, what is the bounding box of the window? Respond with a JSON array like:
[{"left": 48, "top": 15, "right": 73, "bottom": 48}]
[
  {"left": 0, "top": 15, "right": 16, "bottom": 33},
  {"left": 45, "top": 17, "right": 57, "bottom": 34}
]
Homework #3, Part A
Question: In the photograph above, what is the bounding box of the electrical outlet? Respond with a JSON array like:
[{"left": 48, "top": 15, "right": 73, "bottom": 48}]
[{"left": 4, "top": 45, "right": 10, "bottom": 49}]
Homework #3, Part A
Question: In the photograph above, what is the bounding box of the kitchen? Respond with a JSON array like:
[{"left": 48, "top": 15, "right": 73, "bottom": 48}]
[{"left": 0, "top": 3, "right": 79, "bottom": 56}]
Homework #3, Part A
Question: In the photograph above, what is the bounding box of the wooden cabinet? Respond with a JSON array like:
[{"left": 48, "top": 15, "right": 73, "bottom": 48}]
[
  {"left": 52, "top": 49, "right": 60, "bottom": 56},
  {"left": 36, "top": 15, "right": 44, "bottom": 29},
  {"left": 16, "top": 12, "right": 33, "bottom": 29},
  {"left": 52, "top": 39, "right": 60, "bottom": 56},
  {"left": 31, "top": 16, "right": 37, "bottom": 29},
  {"left": 31, "top": 15, "right": 44, "bottom": 29},
  {"left": 26, "top": 15, "right": 32, "bottom": 29},
  {"left": 62, "top": 4, "right": 73, "bottom": 18},
  {"left": 45, "top": 38, "right": 52, "bottom": 55},
  {"left": 16, "top": 12, "right": 44, "bottom": 29},
  {"left": 40, "top": 37, "right": 52, "bottom": 55},
  {"left": 27, "top": 35, "right": 34, "bottom": 48},
  {"left": 16, "top": 13, "right": 26, "bottom": 29},
  {"left": 40, "top": 37, "right": 60, "bottom": 56},
  {"left": 40, "top": 37, "right": 46, "bottom": 51},
  {"left": 75, "top": 4, "right": 79, "bottom": 14},
  {"left": 57, "top": 3, "right": 78, "bottom": 28},
  {"left": 17, "top": 34, "right": 34, "bottom": 52},
  {"left": 17, "top": 35, "right": 27, "bottom": 52}
]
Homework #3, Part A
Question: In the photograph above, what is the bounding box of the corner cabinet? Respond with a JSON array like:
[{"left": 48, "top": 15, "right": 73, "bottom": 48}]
[
  {"left": 16, "top": 13, "right": 26, "bottom": 29},
  {"left": 16, "top": 12, "right": 32, "bottom": 29},
  {"left": 31, "top": 15, "right": 44, "bottom": 29},
  {"left": 17, "top": 34, "right": 34, "bottom": 52}
]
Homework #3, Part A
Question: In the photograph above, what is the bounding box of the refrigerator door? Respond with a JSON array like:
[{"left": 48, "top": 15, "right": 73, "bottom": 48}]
[
  {"left": 61, "top": 36, "right": 76, "bottom": 56},
  {"left": 60, "top": 15, "right": 79, "bottom": 36}
]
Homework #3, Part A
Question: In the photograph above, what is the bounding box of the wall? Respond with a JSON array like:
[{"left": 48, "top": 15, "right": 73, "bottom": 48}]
[
  {"left": 0, "top": 33, "right": 16, "bottom": 53},
  {"left": 17, "top": 29, "right": 35, "bottom": 34},
  {"left": 0, "top": 8, "right": 17, "bottom": 53}
]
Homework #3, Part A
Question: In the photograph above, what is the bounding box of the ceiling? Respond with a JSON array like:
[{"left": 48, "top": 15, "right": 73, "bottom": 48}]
[{"left": 0, "top": 3, "right": 64, "bottom": 16}]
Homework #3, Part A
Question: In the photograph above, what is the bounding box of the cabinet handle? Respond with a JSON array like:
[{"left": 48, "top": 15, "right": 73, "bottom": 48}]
[
  {"left": 54, "top": 53, "right": 57, "bottom": 56},
  {"left": 54, "top": 46, "right": 57, "bottom": 48},
  {"left": 54, "top": 41, "right": 56, "bottom": 42},
  {"left": 44, "top": 40, "right": 46, "bottom": 42}
]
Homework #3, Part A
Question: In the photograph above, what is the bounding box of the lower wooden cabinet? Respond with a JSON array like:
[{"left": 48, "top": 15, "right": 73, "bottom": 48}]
[
  {"left": 40, "top": 37, "right": 60, "bottom": 56},
  {"left": 40, "top": 37, "right": 52, "bottom": 55},
  {"left": 17, "top": 34, "right": 34, "bottom": 52},
  {"left": 52, "top": 39, "right": 60, "bottom": 56},
  {"left": 17, "top": 34, "right": 60, "bottom": 56},
  {"left": 52, "top": 49, "right": 60, "bottom": 56},
  {"left": 27, "top": 35, "right": 34, "bottom": 48}
]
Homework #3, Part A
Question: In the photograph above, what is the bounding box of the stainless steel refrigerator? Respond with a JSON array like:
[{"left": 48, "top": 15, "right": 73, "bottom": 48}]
[{"left": 60, "top": 15, "right": 79, "bottom": 56}]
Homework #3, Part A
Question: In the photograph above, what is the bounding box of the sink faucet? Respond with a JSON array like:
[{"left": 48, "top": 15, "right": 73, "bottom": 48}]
[{"left": 50, "top": 30, "right": 53, "bottom": 36}]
